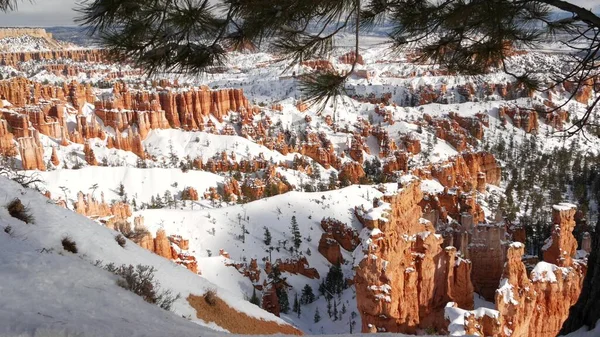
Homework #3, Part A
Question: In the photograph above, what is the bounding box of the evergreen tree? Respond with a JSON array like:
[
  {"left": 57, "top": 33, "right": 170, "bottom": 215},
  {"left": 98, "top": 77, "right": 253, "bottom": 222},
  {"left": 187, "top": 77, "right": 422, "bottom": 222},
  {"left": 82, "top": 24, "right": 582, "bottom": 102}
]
[
  {"left": 278, "top": 289, "right": 290, "bottom": 314},
  {"left": 263, "top": 227, "right": 272, "bottom": 246},
  {"left": 290, "top": 216, "right": 302, "bottom": 251},
  {"left": 293, "top": 293, "right": 300, "bottom": 316},
  {"left": 250, "top": 288, "right": 260, "bottom": 306},
  {"left": 332, "top": 300, "right": 338, "bottom": 321},
  {"left": 300, "top": 284, "right": 315, "bottom": 304},
  {"left": 314, "top": 307, "right": 321, "bottom": 323},
  {"left": 327, "top": 298, "right": 332, "bottom": 318},
  {"left": 117, "top": 182, "right": 127, "bottom": 202}
]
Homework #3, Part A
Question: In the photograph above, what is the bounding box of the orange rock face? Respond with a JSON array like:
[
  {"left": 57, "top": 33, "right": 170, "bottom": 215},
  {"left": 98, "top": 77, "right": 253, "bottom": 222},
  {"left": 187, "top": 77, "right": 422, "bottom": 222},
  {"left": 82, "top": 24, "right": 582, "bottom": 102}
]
[
  {"left": 449, "top": 204, "right": 587, "bottom": 337},
  {"left": 339, "top": 161, "right": 366, "bottom": 184},
  {"left": 18, "top": 136, "right": 46, "bottom": 171},
  {"left": 181, "top": 187, "right": 199, "bottom": 201},
  {"left": 354, "top": 180, "right": 474, "bottom": 333},
  {"left": 320, "top": 217, "right": 359, "bottom": 252},
  {"left": 0, "top": 49, "right": 107, "bottom": 67},
  {"left": 153, "top": 229, "right": 174, "bottom": 260},
  {"left": 339, "top": 51, "right": 364, "bottom": 65},
  {"left": 83, "top": 142, "right": 98, "bottom": 166},
  {"left": 318, "top": 233, "right": 343, "bottom": 265},
  {"left": 275, "top": 256, "right": 320, "bottom": 279},
  {"left": 0, "top": 118, "right": 16, "bottom": 155},
  {"left": 543, "top": 203, "right": 578, "bottom": 267},
  {"left": 468, "top": 223, "right": 508, "bottom": 301}
]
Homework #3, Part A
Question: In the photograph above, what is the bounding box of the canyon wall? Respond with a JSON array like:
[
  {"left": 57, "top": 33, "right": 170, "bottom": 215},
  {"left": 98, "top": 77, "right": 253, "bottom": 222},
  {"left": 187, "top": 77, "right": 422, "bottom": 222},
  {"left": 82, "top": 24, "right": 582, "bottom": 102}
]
[
  {"left": 446, "top": 204, "right": 587, "bottom": 337},
  {"left": 354, "top": 180, "right": 474, "bottom": 333}
]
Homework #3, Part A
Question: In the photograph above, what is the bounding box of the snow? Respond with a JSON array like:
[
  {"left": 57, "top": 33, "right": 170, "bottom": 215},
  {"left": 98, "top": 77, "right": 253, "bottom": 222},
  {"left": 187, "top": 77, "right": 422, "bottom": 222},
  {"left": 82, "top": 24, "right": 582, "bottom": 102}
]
[
  {"left": 35, "top": 166, "right": 224, "bottom": 205},
  {"left": 497, "top": 278, "right": 519, "bottom": 305},
  {"left": 531, "top": 261, "right": 571, "bottom": 283},
  {"left": 0, "top": 176, "right": 288, "bottom": 336},
  {"left": 420, "top": 179, "right": 445, "bottom": 194},
  {"left": 510, "top": 242, "right": 524, "bottom": 249},
  {"left": 553, "top": 203, "right": 577, "bottom": 211},
  {"left": 445, "top": 302, "right": 501, "bottom": 336}
]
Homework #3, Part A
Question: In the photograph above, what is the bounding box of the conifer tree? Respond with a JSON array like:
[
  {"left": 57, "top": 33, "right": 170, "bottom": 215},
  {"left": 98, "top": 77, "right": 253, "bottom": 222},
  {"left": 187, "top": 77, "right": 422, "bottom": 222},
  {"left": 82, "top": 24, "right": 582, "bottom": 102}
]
[
  {"left": 250, "top": 288, "right": 260, "bottom": 306},
  {"left": 314, "top": 307, "right": 321, "bottom": 323},
  {"left": 290, "top": 216, "right": 302, "bottom": 251},
  {"left": 300, "top": 284, "right": 315, "bottom": 304},
  {"left": 263, "top": 227, "right": 272, "bottom": 246}
]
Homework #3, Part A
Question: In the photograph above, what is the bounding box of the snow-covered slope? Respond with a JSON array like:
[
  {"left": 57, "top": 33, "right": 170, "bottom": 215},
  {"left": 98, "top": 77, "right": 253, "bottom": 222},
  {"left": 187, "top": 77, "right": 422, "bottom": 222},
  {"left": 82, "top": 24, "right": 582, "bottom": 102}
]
[{"left": 0, "top": 176, "right": 291, "bottom": 336}]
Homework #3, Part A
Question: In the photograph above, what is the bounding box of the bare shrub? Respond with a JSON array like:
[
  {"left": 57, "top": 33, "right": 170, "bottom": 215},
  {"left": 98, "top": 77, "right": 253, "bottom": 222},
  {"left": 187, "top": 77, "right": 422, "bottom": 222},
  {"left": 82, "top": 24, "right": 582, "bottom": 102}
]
[
  {"left": 6, "top": 198, "right": 34, "bottom": 224},
  {"left": 204, "top": 289, "right": 217, "bottom": 306},
  {"left": 115, "top": 234, "right": 126, "bottom": 247},
  {"left": 61, "top": 236, "right": 78, "bottom": 253},
  {"left": 109, "top": 264, "right": 180, "bottom": 311},
  {"left": 124, "top": 226, "right": 150, "bottom": 242}
]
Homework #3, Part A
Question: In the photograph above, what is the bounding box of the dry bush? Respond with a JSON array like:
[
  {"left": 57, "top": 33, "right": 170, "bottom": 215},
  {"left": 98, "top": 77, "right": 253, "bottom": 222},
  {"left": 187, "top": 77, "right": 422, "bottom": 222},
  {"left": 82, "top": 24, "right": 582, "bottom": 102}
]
[
  {"left": 204, "top": 289, "right": 217, "bottom": 306},
  {"left": 61, "top": 236, "right": 78, "bottom": 254},
  {"left": 108, "top": 264, "right": 179, "bottom": 311},
  {"left": 6, "top": 198, "right": 34, "bottom": 224},
  {"left": 124, "top": 226, "right": 150, "bottom": 242},
  {"left": 115, "top": 234, "right": 126, "bottom": 247}
]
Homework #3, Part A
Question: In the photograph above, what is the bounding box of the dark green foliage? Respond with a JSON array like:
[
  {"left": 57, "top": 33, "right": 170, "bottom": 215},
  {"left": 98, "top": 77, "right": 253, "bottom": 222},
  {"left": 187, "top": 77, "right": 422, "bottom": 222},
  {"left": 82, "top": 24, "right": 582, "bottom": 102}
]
[
  {"left": 314, "top": 307, "right": 321, "bottom": 323},
  {"left": 6, "top": 198, "right": 34, "bottom": 224},
  {"left": 300, "top": 284, "right": 315, "bottom": 304},
  {"left": 290, "top": 216, "right": 301, "bottom": 251},
  {"left": 319, "top": 265, "right": 346, "bottom": 300},
  {"left": 61, "top": 236, "right": 78, "bottom": 254},
  {"left": 292, "top": 293, "right": 300, "bottom": 316},
  {"left": 250, "top": 288, "right": 260, "bottom": 306},
  {"left": 278, "top": 288, "right": 290, "bottom": 314},
  {"left": 263, "top": 227, "right": 272, "bottom": 246}
]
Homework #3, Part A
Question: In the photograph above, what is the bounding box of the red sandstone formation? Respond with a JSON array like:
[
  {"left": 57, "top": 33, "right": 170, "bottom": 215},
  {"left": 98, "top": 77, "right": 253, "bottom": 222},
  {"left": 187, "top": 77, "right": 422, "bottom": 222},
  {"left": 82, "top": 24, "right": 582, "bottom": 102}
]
[
  {"left": 83, "top": 142, "right": 98, "bottom": 166},
  {"left": 0, "top": 118, "right": 15, "bottom": 155},
  {"left": 299, "top": 132, "right": 341, "bottom": 170},
  {"left": 543, "top": 203, "right": 578, "bottom": 267},
  {"left": 18, "top": 136, "right": 46, "bottom": 171},
  {"left": 262, "top": 285, "right": 281, "bottom": 317},
  {"left": 498, "top": 105, "right": 539, "bottom": 133},
  {"left": 127, "top": 218, "right": 198, "bottom": 274},
  {"left": 415, "top": 152, "right": 501, "bottom": 191},
  {"left": 0, "top": 49, "right": 107, "bottom": 67},
  {"left": 448, "top": 204, "right": 587, "bottom": 337},
  {"left": 275, "top": 257, "right": 320, "bottom": 279},
  {"left": 107, "top": 128, "right": 145, "bottom": 158},
  {"left": 401, "top": 134, "right": 421, "bottom": 155},
  {"left": 50, "top": 147, "right": 60, "bottom": 166},
  {"left": 300, "top": 60, "right": 334, "bottom": 71},
  {"left": 318, "top": 233, "right": 343, "bottom": 265},
  {"left": 339, "top": 51, "right": 364, "bottom": 65},
  {"left": 354, "top": 180, "right": 474, "bottom": 333},
  {"left": 181, "top": 187, "right": 199, "bottom": 201},
  {"left": 563, "top": 78, "right": 595, "bottom": 104},
  {"left": 74, "top": 192, "right": 132, "bottom": 219},
  {"left": 228, "top": 258, "right": 262, "bottom": 284},
  {"left": 468, "top": 223, "right": 507, "bottom": 301},
  {"left": 320, "top": 217, "right": 360, "bottom": 252},
  {"left": 339, "top": 161, "right": 366, "bottom": 184}
]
